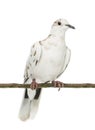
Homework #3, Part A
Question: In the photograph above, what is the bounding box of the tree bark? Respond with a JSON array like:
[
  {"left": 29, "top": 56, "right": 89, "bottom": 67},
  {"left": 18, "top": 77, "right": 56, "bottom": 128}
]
[{"left": 0, "top": 83, "right": 95, "bottom": 88}]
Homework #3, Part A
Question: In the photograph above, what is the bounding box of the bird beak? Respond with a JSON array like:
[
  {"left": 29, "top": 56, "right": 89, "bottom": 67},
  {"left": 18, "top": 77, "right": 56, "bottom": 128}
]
[{"left": 65, "top": 24, "right": 75, "bottom": 29}]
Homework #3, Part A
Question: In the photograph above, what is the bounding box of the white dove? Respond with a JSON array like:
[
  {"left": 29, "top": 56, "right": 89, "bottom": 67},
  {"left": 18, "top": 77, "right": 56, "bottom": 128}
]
[{"left": 19, "top": 18, "right": 75, "bottom": 121}]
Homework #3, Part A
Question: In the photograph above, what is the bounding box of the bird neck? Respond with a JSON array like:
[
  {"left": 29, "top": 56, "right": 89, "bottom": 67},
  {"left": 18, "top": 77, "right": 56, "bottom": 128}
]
[{"left": 50, "top": 29, "right": 66, "bottom": 42}]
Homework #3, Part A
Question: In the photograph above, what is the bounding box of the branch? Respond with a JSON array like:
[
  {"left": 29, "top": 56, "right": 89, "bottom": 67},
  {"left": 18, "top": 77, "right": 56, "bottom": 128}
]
[{"left": 0, "top": 83, "right": 95, "bottom": 88}]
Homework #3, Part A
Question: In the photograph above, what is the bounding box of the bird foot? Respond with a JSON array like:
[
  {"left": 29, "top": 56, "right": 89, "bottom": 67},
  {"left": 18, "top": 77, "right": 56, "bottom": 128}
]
[
  {"left": 30, "top": 79, "right": 39, "bottom": 90},
  {"left": 52, "top": 81, "right": 64, "bottom": 91}
]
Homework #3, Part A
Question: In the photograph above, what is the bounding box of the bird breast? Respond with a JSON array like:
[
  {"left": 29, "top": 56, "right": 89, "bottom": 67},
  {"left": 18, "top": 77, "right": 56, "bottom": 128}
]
[{"left": 32, "top": 42, "right": 66, "bottom": 82}]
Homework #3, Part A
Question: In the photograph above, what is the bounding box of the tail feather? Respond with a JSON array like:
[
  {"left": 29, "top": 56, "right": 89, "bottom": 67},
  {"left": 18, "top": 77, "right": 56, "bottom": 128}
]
[
  {"left": 34, "top": 88, "right": 41, "bottom": 99},
  {"left": 19, "top": 98, "right": 31, "bottom": 121},
  {"left": 30, "top": 97, "right": 41, "bottom": 119},
  {"left": 19, "top": 88, "right": 41, "bottom": 121}
]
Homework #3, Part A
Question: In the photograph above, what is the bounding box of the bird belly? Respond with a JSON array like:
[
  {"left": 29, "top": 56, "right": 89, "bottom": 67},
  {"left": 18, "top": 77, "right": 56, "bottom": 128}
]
[{"left": 32, "top": 46, "right": 66, "bottom": 83}]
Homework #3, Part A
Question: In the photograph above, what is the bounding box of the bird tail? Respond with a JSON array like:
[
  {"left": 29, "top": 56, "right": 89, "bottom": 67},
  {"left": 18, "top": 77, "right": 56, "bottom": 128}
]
[{"left": 19, "top": 88, "right": 42, "bottom": 121}]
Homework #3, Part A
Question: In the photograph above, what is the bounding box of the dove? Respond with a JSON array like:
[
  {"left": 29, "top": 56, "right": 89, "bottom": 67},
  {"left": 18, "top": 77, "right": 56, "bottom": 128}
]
[{"left": 19, "top": 18, "right": 75, "bottom": 121}]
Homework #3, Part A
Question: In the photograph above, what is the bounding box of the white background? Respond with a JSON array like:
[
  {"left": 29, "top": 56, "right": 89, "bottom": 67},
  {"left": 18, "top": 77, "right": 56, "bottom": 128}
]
[{"left": 0, "top": 0, "right": 95, "bottom": 129}]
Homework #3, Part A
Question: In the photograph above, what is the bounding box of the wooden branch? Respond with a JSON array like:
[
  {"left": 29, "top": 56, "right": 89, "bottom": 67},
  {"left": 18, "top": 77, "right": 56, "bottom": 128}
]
[{"left": 0, "top": 83, "right": 95, "bottom": 88}]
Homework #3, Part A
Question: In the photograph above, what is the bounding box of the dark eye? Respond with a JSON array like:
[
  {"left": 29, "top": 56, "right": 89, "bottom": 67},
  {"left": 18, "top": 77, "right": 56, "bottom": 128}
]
[{"left": 58, "top": 21, "right": 61, "bottom": 25}]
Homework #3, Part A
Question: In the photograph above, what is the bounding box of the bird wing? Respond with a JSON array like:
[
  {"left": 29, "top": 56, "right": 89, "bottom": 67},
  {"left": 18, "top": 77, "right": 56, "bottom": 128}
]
[
  {"left": 57, "top": 46, "right": 71, "bottom": 78},
  {"left": 24, "top": 42, "right": 42, "bottom": 83}
]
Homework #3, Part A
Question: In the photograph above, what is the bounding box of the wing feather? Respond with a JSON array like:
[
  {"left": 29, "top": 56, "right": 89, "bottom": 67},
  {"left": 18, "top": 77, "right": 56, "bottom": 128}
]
[
  {"left": 57, "top": 47, "right": 71, "bottom": 78},
  {"left": 24, "top": 42, "right": 42, "bottom": 83}
]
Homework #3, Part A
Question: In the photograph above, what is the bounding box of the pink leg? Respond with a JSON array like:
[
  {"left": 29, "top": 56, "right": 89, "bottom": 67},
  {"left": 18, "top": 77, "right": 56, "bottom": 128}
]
[
  {"left": 52, "top": 81, "right": 64, "bottom": 91},
  {"left": 30, "top": 79, "right": 39, "bottom": 90}
]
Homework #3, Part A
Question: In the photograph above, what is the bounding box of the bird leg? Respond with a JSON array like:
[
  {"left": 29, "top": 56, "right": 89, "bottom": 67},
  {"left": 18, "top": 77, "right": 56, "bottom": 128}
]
[
  {"left": 30, "top": 79, "right": 39, "bottom": 90},
  {"left": 52, "top": 81, "right": 64, "bottom": 91}
]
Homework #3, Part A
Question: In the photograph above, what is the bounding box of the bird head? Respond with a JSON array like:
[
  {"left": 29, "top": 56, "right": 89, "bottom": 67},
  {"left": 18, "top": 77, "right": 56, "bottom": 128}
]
[{"left": 50, "top": 19, "right": 75, "bottom": 37}]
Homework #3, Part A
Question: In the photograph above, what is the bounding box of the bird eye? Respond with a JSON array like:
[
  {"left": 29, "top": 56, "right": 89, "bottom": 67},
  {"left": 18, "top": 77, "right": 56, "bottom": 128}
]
[{"left": 58, "top": 22, "right": 61, "bottom": 25}]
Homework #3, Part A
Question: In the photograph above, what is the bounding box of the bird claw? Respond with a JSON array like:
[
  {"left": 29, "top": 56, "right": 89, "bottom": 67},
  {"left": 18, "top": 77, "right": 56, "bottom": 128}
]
[
  {"left": 52, "top": 81, "right": 64, "bottom": 91},
  {"left": 30, "top": 79, "right": 39, "bottom": 90}
]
